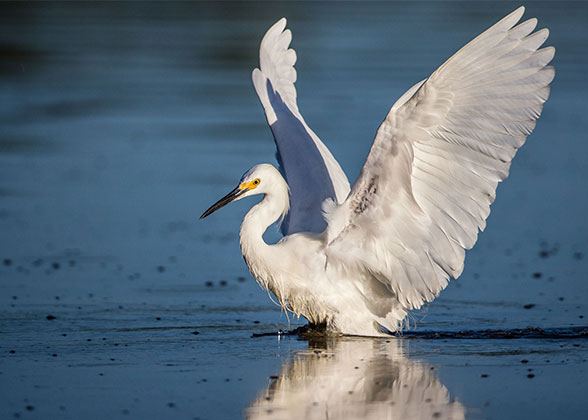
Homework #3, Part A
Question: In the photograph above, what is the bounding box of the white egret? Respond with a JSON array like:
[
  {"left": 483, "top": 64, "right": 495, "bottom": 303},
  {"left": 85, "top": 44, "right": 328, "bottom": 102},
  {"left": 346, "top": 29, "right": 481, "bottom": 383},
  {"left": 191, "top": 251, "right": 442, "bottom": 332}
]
[{"left": 201, "top": 7, "right": 555, "bottom": 336}]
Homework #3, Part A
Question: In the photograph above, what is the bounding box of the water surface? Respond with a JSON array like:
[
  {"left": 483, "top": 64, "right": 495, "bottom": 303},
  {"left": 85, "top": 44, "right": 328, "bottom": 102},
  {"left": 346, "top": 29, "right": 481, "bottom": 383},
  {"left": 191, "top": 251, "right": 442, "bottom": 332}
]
[{"left": 1, "top": 2, "right": 587, "bottom": 419}]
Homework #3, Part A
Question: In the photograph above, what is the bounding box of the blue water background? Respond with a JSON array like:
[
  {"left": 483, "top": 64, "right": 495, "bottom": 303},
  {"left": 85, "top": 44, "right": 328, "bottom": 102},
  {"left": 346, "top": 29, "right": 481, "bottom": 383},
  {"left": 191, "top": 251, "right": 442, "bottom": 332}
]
[{"left": 1, "top": 2, "right": 587, "bottom": 419}]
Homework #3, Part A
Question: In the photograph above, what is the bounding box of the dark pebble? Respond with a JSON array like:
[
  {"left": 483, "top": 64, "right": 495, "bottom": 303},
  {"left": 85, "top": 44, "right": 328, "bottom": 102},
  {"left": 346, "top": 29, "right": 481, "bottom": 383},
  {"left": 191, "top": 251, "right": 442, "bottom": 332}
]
[
  {"left": 521, "top": 359, "right": 529, "bottom": 364},
  {"left": 219, "top": 280, "right": 227, "bottom": 286},
  {"left": 205, "top": 281, "right": 213, "bottom": 287},
  {"left": 523, "top": 304, "right": 535, "bottom": 309},
  {"left": 527, "top": 374, "right": 535, "bottom": 378},
  {"left": 192, "top": 331, "right": 200, "bottom": 335},
  {"left": 539, "top": 250, "right": 549, "bottom": 259},
  {"left": 579, "top": 315, "right": 584, "bottom": 319},
  {"left": 167, "top": 402, "right": 175, "bottom": 408},
  {"left": 480, "top": 374, "right": 489, "bottom": 378},
  {"left": 46, "top": 315, "right": 56, "bottom": 320},
  {"left": 558, "top": 297, "right": 565, "bottom": 301},
  {"left": 157, "top": 265, "right": 165, "bottom": 273},
  {"left": 52, "top": 262, "right": 60, "bottom": 270},
  {"left": 9, "top": 350, "right": 15, "bottom": 354},
  {"left": 156, "top": 317, "right": 161, "bottom": 321},
  {"left": 11, "top": 296, "right": 17, "bottom": 300},
  {"left": 237, "top": 276, "right": 246, "bottom": 282},
  {"left": 573, "top": 252, "right": 584, "bottom": 260},
  {"left": 25, "top": 406, "right": 34, "bottom": 411},
  {"left": 3, "top": 258, "right": 12, "bottom": 266},
  {"left": 270, "top": 375, "right": 279, "bottom": 379},
  {"left": 52, "top": 354, "right": 57, "bottom": 357},
  {"left": 55, "top": 296, "right": 60, "bottom": 300},
  {"left": 253, "top": 320, "right": 260, "bottom": 324},
  {"left": 532, "top": 272, "right": 542, "bottom": 279}
]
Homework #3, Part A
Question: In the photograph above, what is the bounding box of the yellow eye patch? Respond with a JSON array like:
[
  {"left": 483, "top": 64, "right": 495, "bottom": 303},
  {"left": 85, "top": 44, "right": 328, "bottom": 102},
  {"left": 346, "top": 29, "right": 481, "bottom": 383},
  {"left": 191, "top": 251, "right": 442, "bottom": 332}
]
[{"left": 239, "top": 178, "right": 261, "bottom": 190}]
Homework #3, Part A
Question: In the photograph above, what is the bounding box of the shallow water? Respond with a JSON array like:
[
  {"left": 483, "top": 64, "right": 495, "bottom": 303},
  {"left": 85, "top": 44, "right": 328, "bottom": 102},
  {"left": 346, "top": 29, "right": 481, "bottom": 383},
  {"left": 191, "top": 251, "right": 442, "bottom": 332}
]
[{"left": 1, "top": 2, "right": 587, "bottom": 419}]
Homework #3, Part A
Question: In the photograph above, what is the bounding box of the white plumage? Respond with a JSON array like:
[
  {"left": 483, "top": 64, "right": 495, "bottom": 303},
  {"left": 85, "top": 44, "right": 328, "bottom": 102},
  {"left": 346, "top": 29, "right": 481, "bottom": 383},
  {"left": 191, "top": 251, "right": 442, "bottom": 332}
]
[{"left": 201, "top": 7, "right": 555, "bottom": 336}]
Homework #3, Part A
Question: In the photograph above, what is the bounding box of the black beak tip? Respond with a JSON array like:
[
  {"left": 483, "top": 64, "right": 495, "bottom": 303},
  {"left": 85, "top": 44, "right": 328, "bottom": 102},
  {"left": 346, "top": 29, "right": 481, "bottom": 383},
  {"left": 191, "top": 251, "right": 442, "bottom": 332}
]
[{"left": 199, "top": 186, "right": 244, "bottom": 221}]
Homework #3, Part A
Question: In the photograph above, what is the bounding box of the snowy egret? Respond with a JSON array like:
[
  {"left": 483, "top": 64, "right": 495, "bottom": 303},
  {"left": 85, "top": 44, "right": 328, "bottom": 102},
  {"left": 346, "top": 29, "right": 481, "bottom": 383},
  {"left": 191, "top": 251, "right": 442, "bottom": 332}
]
[{"left": 201, "top": 7, "right": 555, "bottom": 336}]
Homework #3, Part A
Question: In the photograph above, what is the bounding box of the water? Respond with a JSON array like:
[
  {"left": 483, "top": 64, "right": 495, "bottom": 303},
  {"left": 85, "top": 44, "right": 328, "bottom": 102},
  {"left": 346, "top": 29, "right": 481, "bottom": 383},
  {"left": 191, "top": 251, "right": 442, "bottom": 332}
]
[{"left": 1, "top": 1, "right": 587, "bottom": 419}]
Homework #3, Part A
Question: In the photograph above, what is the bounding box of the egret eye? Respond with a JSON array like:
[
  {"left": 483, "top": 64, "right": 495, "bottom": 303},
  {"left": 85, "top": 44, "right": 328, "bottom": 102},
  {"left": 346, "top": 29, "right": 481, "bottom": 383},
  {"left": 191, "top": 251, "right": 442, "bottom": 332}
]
[{"left": 253, "top": 179, "right": 260, "bottom": 186}]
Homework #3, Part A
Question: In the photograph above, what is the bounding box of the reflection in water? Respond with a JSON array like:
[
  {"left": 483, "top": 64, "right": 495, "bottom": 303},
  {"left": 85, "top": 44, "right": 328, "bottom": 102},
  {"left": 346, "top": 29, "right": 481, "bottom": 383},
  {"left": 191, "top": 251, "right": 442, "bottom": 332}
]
[{"left": 246, "top": 338, "right": 465, "bottom": 420}]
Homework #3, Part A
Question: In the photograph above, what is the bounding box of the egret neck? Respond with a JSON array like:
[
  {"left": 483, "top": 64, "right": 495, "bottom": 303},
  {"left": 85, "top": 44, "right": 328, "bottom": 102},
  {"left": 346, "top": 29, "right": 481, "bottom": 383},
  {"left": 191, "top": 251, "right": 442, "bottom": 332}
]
[{"left": 239, "top": 170, "right": 290, "bottom": 303}]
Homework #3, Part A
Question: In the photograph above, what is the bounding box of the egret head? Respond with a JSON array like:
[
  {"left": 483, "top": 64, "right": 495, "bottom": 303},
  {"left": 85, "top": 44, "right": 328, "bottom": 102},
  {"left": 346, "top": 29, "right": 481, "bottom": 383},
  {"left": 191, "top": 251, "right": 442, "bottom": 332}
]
[{"left": 200, "top": 164, "right": 284, "bottom": 219}]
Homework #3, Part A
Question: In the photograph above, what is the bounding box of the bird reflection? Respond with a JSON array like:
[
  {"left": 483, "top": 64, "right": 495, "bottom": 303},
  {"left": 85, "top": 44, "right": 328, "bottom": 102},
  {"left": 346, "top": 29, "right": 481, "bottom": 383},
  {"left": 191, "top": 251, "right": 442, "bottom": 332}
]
[{"left": 246, "top": 338, "right": 465, "bottom": 420}]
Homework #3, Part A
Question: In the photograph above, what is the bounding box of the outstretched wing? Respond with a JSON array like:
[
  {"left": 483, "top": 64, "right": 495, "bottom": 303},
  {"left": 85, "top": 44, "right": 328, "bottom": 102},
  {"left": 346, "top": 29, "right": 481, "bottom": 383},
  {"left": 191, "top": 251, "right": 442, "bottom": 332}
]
[
  {"left": 252, "top": 18, "right": 350, "bottom": 235},
  {"left": 324, "top": 7, "right": 555, "bottom": 330}
]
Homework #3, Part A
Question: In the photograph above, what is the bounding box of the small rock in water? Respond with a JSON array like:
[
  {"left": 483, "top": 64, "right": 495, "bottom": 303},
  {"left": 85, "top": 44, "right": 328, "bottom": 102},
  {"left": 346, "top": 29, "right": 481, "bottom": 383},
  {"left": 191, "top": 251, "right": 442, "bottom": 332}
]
[
  {"left": 192, "top": 331, "right": 200, "bottom": 335},
  {"left": 157, "top": 265, "right": 165, "bottom": 273},
  {"left": 3, "top": 258, "right": 12, "bottom": 266},
  {"left": 480, "top": 374, "right": 489, "bottom": 378},
  {"left": 52, "top": 262, "right": 60, "bottom": 270},
  {"left": 46, "top": 315, "right": 56, "bottom": 320},
  {"left": 523, "top": 304, "right": 535, "bottom": 309},
  {"left": 520, "top": 359, "right": 529, "bottom": 364},
  {"left": 219, "top": 280, "right": 227, "bottom": 286},
  {"left": 205, "top": 281, "right": 213, "bottom": 287},
  {"left": 532, "top": 272, "right": 542, "bottom": 279},
  {"left": 527, "top": 373, "right": 535, "bottom": 379}
]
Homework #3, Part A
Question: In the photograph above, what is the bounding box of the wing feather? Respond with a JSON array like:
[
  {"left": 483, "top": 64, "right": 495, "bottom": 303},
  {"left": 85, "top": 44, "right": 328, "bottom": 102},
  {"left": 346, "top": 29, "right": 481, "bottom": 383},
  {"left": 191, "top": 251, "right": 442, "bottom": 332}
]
[
  {"left": 252, "top": 18, "right": 350, "bottom": 235},
  {"left": 324, "top": 7, "right": 555, "bottom": 330}
]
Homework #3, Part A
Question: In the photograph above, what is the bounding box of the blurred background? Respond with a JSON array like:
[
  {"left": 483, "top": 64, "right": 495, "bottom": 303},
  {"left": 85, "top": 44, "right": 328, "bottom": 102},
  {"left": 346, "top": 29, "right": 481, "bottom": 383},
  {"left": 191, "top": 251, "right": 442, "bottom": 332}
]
[{"left": 1, "top": 2, "right": 587, "bottom": 419}]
